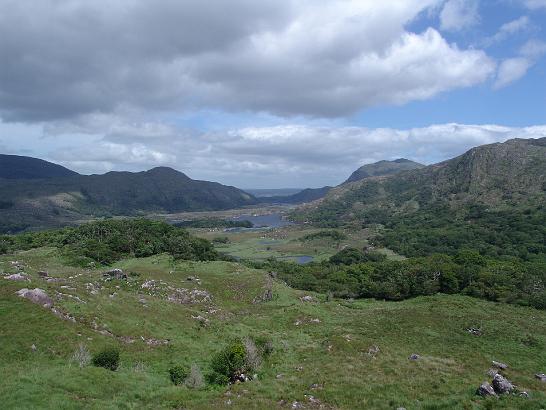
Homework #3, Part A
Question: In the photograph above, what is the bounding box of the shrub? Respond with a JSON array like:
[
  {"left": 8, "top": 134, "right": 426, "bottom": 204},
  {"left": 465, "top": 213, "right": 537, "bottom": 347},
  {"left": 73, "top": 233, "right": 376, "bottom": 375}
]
[
  {"left": 169, "top": 365, "right": 190, "bottom": 385},
  {"left": 207, "top": 341, "right": 247, "bottom": 385},
  {"left": 92, "top": 347, "right": 120, "bottom": 371},
  {"left": 184, "top": 364, "right": 205, "bottom": 389},
  {"left": 70, "top": 343, "right": 91, "bottom": 368}
]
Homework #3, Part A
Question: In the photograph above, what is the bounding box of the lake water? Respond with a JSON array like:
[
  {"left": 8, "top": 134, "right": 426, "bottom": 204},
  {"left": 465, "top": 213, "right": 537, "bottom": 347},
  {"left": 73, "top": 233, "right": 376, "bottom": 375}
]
[{"left": 230, "top": 212, "right": 293, "bottom": 229}]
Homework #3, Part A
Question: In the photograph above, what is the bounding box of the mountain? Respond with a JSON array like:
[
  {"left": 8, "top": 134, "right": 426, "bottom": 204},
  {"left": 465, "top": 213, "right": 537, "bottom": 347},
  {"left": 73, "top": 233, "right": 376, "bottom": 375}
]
[
  {"left": 0, "top": 166, "right": 257, "bottom": 233},
  {"left": 0, "top": 154, "right": 79, "bottom": 179},
  {"left": 259, "top": 159, "right": 424, "bottom": 205},
  {"left": 258, "top": 186, "right": 333, "bottom": 205},
  {"left": 293, "top": 138, "right": 546, "bottom": 257},
  {"left": 343, "top": 158, "right": 424, "bottom": 184}
]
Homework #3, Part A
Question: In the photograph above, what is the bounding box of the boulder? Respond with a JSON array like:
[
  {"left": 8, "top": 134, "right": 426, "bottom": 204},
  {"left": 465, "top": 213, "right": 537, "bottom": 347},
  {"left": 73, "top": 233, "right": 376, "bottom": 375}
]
[
  {"left": 535, "top": 373, "right": 546, "bottom": 382},
  {"left": 102, "top": 268, "right": 127, "bottom": 280},
  {"left": 492, "top": 374, "right": 514, "bottom": 394},
  {"left": 4, "top": 273, "right": 29, "bottom": 281},
  {"left": 300, "top": 295, "right": 314, "bottom": 302},
  {"left": 16, "top": 288, "right": 53, "bottom": 308},
  {"left": 409, "top": 353, "right": 421, "bottom": 361},
  {"left": 37, "top": 271, "right": 49, "bottom": 278},
  {"left": 492, "top": 360, "right": 508, "bottom": 370},
  {"left": 476, "top": 382, "right": 496, "bottom": 397}
]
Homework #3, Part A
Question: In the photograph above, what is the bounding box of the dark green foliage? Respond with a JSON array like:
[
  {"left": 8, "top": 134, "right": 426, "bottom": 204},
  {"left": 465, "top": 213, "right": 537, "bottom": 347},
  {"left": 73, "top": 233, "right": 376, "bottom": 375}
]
[
  {"left": 169, "top": 365, "right": 190, "bottom": 385},
  {"left": 301, "top": 230, "right": 347, "bottom": 242},
  {"left": 173, "top": 219, "right": 253, "bottom": 229},
  {"left": 207, "top": 341, "right": 247, "bottom": 385},
  {"left": 212, "top": 237, "right": 230, "bottom": 244},
  {"left": 249, "top": 251, "right": 546, "bottom": 309},
  {"left": 329, "top": 248, "right": 386, "bottom": 265},
  {"left": 92, "top": 347, "right": 120, "bottom": 371},
  {"left": 0, "top": 154, "right": 78, "bottom": 179},
  {"left": 0, "top": 219, "right": 219, "bottom": 265}
]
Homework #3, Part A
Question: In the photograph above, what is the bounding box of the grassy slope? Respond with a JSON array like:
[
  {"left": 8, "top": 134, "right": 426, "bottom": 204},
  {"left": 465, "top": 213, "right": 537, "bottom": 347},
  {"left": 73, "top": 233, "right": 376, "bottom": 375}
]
[
  {"left": 1, "top": 248, "right": 546, "bottom": 409},
  {"left": 193, "top": 225, "right": 385, "bottom": 263}
]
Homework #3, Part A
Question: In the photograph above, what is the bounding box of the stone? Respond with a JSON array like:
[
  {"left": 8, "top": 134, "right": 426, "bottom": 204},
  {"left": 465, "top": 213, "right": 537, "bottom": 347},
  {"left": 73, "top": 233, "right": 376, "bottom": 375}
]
[
  {"left": 300, "top": 295, "right": 314, "bottom": 302},
  {"left": 492, "top": 374, "right": 514, "bottom": 394},
  {"left": 486, "top": 368, "right": 499, "bottom": 377},
  {"left": 535, "top": 373, "right": 546, "bottom": 382},
  {"left": 409, "top": 353, "right": 420, "bottom": 361},
  {"left": 476, "top": 382, "right": 497, "bottom": 397},
  {"left": 102, "top": 268, "right": 127, "bottom": 280},
  {"left": 31, "top": 344, "right": 37, "bottom": 351},
  {"left": 467, "top": 327, "right": 482, "bottom": 336},
  {"left": 37, "top": 271, "right": 49, "bottom": 277},
  {"left": 4, "top": 273, "right": 29, "bottom": 281},
  {"left": 492, "top": 360, "right": 508, "bottom": 370},
  {"left": 519, "top": 391, "right": 530, "bottom": 398},
  {"left": 16, "top": 288, "right": 53, "bottom": 308}
]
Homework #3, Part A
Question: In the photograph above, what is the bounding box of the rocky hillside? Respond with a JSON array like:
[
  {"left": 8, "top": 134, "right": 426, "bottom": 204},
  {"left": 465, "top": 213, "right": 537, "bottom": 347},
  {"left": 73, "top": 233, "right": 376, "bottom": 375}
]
[
  {"left": 343, "top": 158, "right": 424, "bottom": 184},
  {"left": 0, "top": 154, "right": 79, "bottom": 179},
  {"left": 301, "top": 138, "right": 546, "bottom": 220},
  {"left": 0, "top": 166, "right": 257, "bottom": 233}
]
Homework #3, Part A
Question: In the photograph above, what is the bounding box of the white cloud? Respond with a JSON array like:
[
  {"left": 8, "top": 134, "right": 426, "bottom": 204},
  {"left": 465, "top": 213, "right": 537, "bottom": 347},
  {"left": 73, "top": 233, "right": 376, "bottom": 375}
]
[
  {"left": 494, "top": 39, "right": 546, "bottom": 89},
  {"left": 0, "top": 0, "right": 495, "bottom": 121},
  {"left": 494, "top": 58, "right": 533, "bottom": 89},
  {"left": 31, "top": 121, "right": 546, "bottom": 188},
  {"left": 440, "top": 0, "right": 480, "bottom": 31},
  {"left": 523, "top": 0, "right": 546, "bottom": 9},
  {"left": 483, "top": 16, "right": 530, "bottom": 46}
]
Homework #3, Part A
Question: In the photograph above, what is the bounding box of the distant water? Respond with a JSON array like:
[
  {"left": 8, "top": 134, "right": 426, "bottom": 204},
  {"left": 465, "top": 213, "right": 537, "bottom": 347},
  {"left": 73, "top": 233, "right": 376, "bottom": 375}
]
[
  {"left": 231, "top": 213, "right": 293, "bottom": 229},
  {"left": 279, "top": 255, "right": 314, "bottom": 264}
]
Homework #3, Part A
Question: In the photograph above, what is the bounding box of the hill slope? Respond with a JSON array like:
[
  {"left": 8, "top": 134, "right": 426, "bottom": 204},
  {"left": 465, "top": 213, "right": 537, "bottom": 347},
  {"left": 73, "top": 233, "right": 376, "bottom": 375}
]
[
  {"left": 260, "top": 159, "right": 425, "bottom": 205},
  {"left": 0, "top": 166, "right": 257, "bottom": 232},
  {"left": 343, "top": 158, "right": 424, "bottom": 184},
  {"left": 294, "top": 137, "right": 546, "bottom": 257},
  {"left": 0, "top": 154, "right": 78, "bottom": 179}
]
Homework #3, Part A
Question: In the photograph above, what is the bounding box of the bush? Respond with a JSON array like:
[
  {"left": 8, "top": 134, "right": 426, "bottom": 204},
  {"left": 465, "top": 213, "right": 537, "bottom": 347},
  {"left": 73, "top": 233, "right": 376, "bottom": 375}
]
[
  {"left": 184, "top": 364, "right": 205, "bottom": 389},
  {"left": 169, "top": 365, "right": 190, "bottom": 385},
  {"left": 92, "top": 347, "right": 120, "bottom": 371},
  {"left": 70, "top": 343, "right": 91, "bottom": 368},
  {"left": 207, "top": 341, "right": 247, "bottom": 385}
]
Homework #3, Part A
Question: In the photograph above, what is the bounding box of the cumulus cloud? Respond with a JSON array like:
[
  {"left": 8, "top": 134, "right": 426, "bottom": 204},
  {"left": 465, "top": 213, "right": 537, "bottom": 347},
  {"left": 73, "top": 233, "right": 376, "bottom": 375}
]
[
  {"left": 482, "top": 16, "right": 530, "bottom": 46},
  {"left": 494, "top": 39, "right": 546, "bottom": 88},
  {"left": 523, "top": 0, "right": 546, "bottom": 9},
  {"left": 0, "top": 0, "right": 495, "bottom": 121},
  {"left": 38, "top": 121, "right": 546, "bottom": 188},
  {"left": 440, "top": 0, "right": 480, "bottom": 31}
]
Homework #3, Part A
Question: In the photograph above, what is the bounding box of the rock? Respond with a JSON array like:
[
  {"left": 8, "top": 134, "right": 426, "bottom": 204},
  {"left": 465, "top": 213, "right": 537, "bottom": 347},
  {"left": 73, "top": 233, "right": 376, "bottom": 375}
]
[
  {"left": 409, "top": 353, "right": 420, "bottom": 361},
  {"left": 276, "top": 374, "right": 284, "bottom": 379},
  {"left": 367, "top": 345, "right": 380, "bottom": 357},
  {"left": 300, "top": 295, "right": 314, "bottom": 302},
  {"left": 492, "top": 374, "right": 514, "bottom": 394},
  {"left": 519, "top": 391, "right": 530, "bottom": 398},
  {"left": 16, "top": 288, "right": 53, "bottom": 308},
  {"left": 31, "top": 344, "right": 37, "bottom": 351},
  {"left": 535, "top": 373, "right": 546, "bottom": 382},
  {"left": 102, "top": 268, "right": 127, "bottom": 280},
  {"left": 4, "top": 273, "right": 29, "bottom": 281},
  {"left": 37, "top": 271, "right": 49, "bottom": 277},
  {"left": 291, "top": 401, "right": 303, "bottom": 409},
  {"left": 476, "top": 382, "right": 497, "bottom": 397},
  {"left": 467, "top": 327, "right": 482, "bottom": 336},
  {"left": 486, "top": 368, "right": 499, "bottom": 377},
  {"left": 492, "top": 360, "right": 508, "bottom": 370}
]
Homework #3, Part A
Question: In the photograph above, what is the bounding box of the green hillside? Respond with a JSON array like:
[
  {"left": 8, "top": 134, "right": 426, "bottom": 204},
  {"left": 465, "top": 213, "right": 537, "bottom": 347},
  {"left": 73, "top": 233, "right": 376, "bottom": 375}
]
[
  {"left": 0, "top": 167, "right": 257, "bottom": 233},
  {"left": 1, "top": 246, "right": 545, "bottom": 409}
]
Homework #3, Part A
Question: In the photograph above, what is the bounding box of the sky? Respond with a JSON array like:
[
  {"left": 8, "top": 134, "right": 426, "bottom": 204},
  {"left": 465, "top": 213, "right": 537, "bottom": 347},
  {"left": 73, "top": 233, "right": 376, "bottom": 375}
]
[{"left": 0, "top": 0, "right": 545, "bottom": 188}]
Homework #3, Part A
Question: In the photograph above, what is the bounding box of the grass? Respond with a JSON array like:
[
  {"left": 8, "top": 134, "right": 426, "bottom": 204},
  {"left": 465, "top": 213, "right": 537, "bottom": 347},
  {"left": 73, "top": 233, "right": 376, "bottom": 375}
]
[
  {"left": 193, "top": 224, "right": 394, "bottom": 264},
  {"left": 1, "top": 247, "right": 546, "bottom": 409}
]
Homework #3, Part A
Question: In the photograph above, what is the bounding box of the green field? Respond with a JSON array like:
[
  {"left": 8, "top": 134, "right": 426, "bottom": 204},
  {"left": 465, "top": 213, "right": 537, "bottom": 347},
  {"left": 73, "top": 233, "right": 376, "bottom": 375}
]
[
  {"left": 192, "top": 224, "right": 404, "bottom": 264},
  {"left": 1, "top": 247, "right": 545, "bottom": 409}
]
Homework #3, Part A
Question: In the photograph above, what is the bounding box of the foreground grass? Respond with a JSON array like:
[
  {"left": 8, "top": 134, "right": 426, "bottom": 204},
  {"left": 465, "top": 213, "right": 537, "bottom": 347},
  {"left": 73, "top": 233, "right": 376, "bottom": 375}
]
[{"left": 1, "top": 248, "right": 545, "bottom": 409}]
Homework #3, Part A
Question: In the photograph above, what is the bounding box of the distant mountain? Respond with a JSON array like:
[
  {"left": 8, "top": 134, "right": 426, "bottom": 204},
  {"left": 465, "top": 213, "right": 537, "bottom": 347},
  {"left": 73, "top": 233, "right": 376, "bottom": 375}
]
[
  {"left": 0, "top": 154, "right": 79, "bottom": 179},
  {"left": 259, "top": 186, "right": 333, "bottom": 205},
  {"left": 0, "top": 166, "right": 257, "bottom": 233},
  {"left": 343, "top": 158, "right": 424, "bottom": 184},
  {"left": 246, "top": 188, "right": 303, "bottom": 198},
  {"left": 298, "top": 138, "right": 546, "bottom": 220},
  {"left": 259, "top": 159, "right": 424, "bottom": 205}
]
